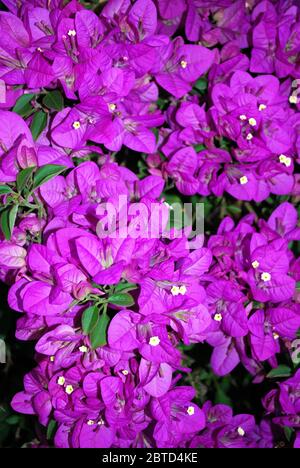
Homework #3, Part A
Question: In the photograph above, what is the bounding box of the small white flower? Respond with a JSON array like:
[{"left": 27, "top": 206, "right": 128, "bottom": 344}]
[
  {"left": 214, "top": 313, "right": 223, "bottom": 322},
  {"left": 171, "top": 285, "right": 180, "bottom": 296},
  {"left": 239, "top": 175, "right": 248, "bottom": 185},
  {"left": 279, "top": 154, "right": 292, "bottom": 167},
  {"left": 289, "top": 95, "right": 297, "bottom": 104},
  {"left": 57, "top": 376, "right": 65, "bottom": 386},
  {"left": 261, "top": 272, "right": 271, "bottom": 282},
  {"left": 65, "top": 385, "right": 74, "bottom": 395},
  {"left": 248, "top": 118, "right": 257, "bottom": 126},
  {"left": 258, "top": 104, "right": 267, "bottom": 111},
  {"left": 72, "top": 121, "right": 81, "bottom": 130},
  {"left": 149, "top": 336, "right": 160, "bottom": 347}
]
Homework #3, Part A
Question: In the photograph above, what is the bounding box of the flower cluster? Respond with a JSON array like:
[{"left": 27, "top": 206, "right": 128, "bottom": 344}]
[
  {"left": 262, "top": 369, "right": 300, "bottom": 448},
  {"left": 205, "top": 202, "right": 300, "bottom": 377},
  {"left": 0, "top": 0, "right": 299, "bottom": 450},
  {"left": 189, "top": 401, "right": 274, "bottom": 448},
  {"left": 6, "top": 157, "right": 214, "bottom": 447},
  {"left": 146, "top": 0, "right": 300, "bottom": 201}
]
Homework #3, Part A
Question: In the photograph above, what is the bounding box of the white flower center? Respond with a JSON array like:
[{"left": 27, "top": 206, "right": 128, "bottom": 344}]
[
  {"left": 57, "top": 376, "right": 65, "bottom": 386},
  {"left": 246, "top": 133, "right": 253, "bottom": 141},
  {"left": 279, "top": 154, "right": 291, "bottom": 167},
  {"left": 187, "top": 406, "right": 195, "bottom": 416},
  {"left": 239, "top": 114, "right": 247, "bottom": 121},
  {"left": 79, "top": 345, "right": 88, "bottom": 353},
  {"left": 171, "top": 285, "right": 187, "bottom": 296},
  {"left": 214, "top": 313, "right": 223, "bottom": 322},
  {"left": 72, "top": 121, "right": 81, "bottom": 130},
  {"left": 67, "top": 29, "right": 76, "bottom": 37},
  {"left": 180, "top": 60, "right": 187, "bottom": 69},
  {"left": 258, "top": 104, "right": 267, "bottom": 111},
  {"left": 237, "top": 426, "right": 245, "bottom": 436},
  {"left": 65, "top": 385, "right": 74, "bottom": 395},
  {"left": 252, "top": 260, "right": 259, "bottom": 269},
  {"left": 239, "top": 176, "right": 248, "bottom": 185},
  {"left": 171, "top": 285, "right": 180, "bottom": 296},
  {"left": 261, "top": 272, "right": 271, "bottom": 282},
  {"left": 248, "top": 117, "right": 257, "bottom": 126},
  {"left": 149, "top": 336, "right": 160, "bottom": 347},
  {"left": 289, "top": 95, "right": 297, "bottom": 104}
]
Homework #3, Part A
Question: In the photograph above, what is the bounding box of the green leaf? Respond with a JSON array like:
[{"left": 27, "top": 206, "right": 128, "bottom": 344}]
[
  {"left": 284, "top": 426, "right": 294, "bottom": 442},
  {"left": 226, "top": 205, "right": 242, "bottom": 216},
  {"left": 151, "top": 127, "right": 159, "bottom": 143},
  {"left": 16, "top": 166, "right": 35, "bottom": 193},
  {"left": 137, "top": 159, "right": 148, "bottom": 180},
  {"left": 1, "top": 204, "right": 18, "bottom": 240},
  {"left": 46, "top": 419, "right": 57, "bottom": 440},
  {"left": 43, "top": 90, "right": 64, "bottom": 111},
  {"left": 163, "top": 193, "right": 182, "bottom": 206},
  {"left": 108, "top": 292, "right": 135, "bottom": 307},
  {"left": 215, "top": 384, "right": 232, "bottom": 406},
  {"left": 12, "top": 93, "right": 35, "bottom": 117},
  {"left": 6, "top": 415, "right": 20, "bottom": 425},
  {"left": 32, "top": 164, "right": 66, "bottom": 189},
  {"left": 30, "top": 110, "right": 47, "bottom": 140},
  {"left": 0, "top": 185, "right": 12, "bottom": 195},
  {"left": 114, "top": 282, "right": 138, "bottom": 294},
  {"left": 194, "top": 78, "right": 207, "bottom": 92},
  {"left": 0, "top": 406, "right": 8, "bottom": 422},
  {"left": 81, "top": 305, "right": 99, "bottom": 335},
  {"left": 0, "top": 422, "right": 10, "bottom": 444},
  {"left": 267, "top": 365, "right": 292, "bottom": 379},
  {"left": 194, "top": 144, "right": 205, "bottom": 152},
  {"left": 157, "top": 98, "right": 168, "bottom": 109},
  {"left": 90, "top": 312, "right": 110, "bottom": 349}
]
